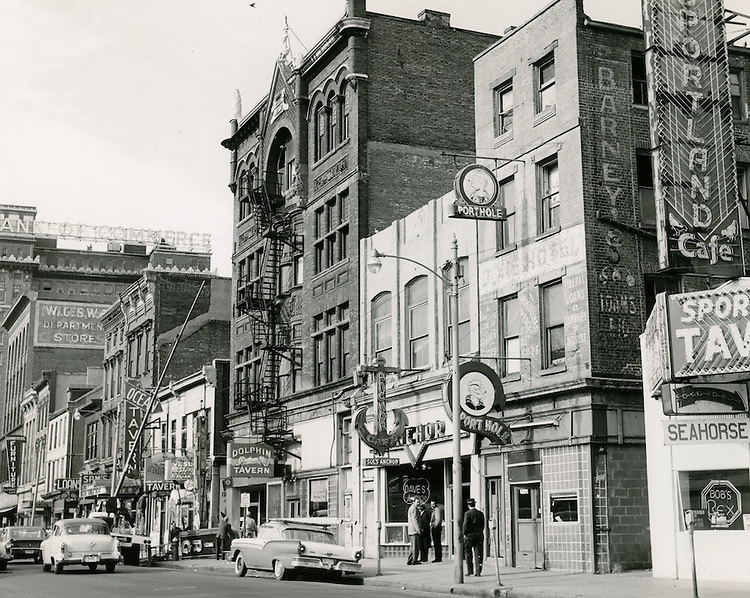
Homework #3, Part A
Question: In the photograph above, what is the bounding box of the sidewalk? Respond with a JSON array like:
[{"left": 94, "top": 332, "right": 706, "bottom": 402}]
[{"left": 156, "top": 554, "right": 750, "bottom": 598}]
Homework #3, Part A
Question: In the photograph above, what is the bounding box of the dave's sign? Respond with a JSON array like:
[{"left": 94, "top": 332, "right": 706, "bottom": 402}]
[{"left": 229, "top": 442, "right": 273, "bottom": 479}]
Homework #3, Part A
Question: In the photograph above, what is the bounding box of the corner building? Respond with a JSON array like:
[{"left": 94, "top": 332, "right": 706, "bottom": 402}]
[
  {"left": 221, "top": 0, "right": 498, "bottom": 543},
  {"left": 468, "top": 0, "right": 750, "bottom": 573}
]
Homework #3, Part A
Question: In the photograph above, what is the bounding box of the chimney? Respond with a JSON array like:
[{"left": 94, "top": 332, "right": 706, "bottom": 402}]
[
  {"left": 346, "top": 0, "right": 365, "bottom": 18},
  {"left": 418, "top": 10, "right": 451, "bottom": 27}
]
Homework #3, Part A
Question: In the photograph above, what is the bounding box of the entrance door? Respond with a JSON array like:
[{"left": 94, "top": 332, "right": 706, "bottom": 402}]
[
  {"left": 486, "top": 477, "right": 504, "bottom": 562},
  {"left": 511, "top": 484, "right": 543, "bottom": 568},
  {"left": 363, "top": 489, "right": 377, "bottom": 556}
]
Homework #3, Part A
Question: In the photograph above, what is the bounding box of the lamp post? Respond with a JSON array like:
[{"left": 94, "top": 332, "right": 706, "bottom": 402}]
[{"left": 367, "top": 236, "right": 464, "bottom": 585}]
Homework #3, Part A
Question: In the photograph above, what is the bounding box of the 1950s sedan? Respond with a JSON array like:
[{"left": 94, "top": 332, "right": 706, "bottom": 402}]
[
  {"left": 0, "top": 526, "right": 47, "bottom": 564},
  {"left": 229, "top": 519, "right": 363, "bottom": 581},
  {"left": 40, "top": 518, "right": 120, "bottom": 574}
]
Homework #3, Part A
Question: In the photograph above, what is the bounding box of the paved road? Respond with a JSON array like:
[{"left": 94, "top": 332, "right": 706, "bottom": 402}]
[{"left": 0, "top": 561, "right": 438, "bottom": 598}]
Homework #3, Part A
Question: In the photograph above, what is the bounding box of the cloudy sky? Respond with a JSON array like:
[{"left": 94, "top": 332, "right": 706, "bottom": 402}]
[{"left": 0, "top": 0, "right": 742, "bottom": 275}]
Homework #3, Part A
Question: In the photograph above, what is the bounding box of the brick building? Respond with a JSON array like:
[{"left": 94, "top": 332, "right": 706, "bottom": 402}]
[{"left": 220, "top": 0, "right": 498, "bottom": 537}]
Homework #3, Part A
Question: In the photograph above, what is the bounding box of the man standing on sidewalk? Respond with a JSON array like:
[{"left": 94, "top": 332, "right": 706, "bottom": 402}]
[
  {"left": 462, "top": 498, "right": 485, "bottom": 576},
  {"left": 406, "top": 497, "right": 422, "bottom": 565},
  {"left": 429, "top": 500, "right": 443, "bottom": 562}
]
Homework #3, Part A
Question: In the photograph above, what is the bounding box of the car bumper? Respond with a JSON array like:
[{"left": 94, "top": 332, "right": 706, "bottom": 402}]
[
  {"left": 57, "top": 552, "right": 120, "bottom": 565},
  {"left": 289, "top": 556, "right": 362, "bottom": 574},
  {"left": 11, "top": 549, "right": 41, "bottom": 559}
]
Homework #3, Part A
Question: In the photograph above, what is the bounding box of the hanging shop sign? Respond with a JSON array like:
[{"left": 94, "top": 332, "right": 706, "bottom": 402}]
[
  {"left": 451, "top": 164, "right": 505, "bottom": 221},
  {"left": 363, "top": 457, "right": 399, "bottom": 467},
  {"left": 443, "top": 362, "right": 511, "bottom": 445},
  {"left": 660, "top": 382, "right": 748, "bottom": 416},
  {"left": 643, "top": 0, "right": 744, "bottom": 276},
  {"left": 641, "top": 279, "right": 750, "bottom": 393},
  {"left": 228, "top": 442, "right": 274, "bottom": 479}
]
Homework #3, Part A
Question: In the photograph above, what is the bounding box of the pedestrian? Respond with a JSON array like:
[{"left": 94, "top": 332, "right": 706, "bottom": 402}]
[
  {"left": 462, "top": 498, "right": 485, "bottom": 576},
  {"left": 418, "top": 501, "right": 432, "bottom": 563},
  {"left": 406, "top": 497, "right": 421, "bottom": 565},
  {"left": 168, "top": 521, "right": 182, "bottom": 560},
  {"left": 242, "top": 514, "right": 258, "bottom": 538},
  {"left": 429, "top": 500, "right": 443, "bottom": 562},
  {"left": 216, "top": 512, "right": 232, "bottom": 560}
]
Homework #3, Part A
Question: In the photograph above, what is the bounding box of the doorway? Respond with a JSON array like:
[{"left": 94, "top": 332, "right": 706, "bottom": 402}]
[
  {"left": 511, "top": 483, "right": 543, "bottom": 568},
  {"left": 485, "top": 477, "right": 504, "bottom": 563}
]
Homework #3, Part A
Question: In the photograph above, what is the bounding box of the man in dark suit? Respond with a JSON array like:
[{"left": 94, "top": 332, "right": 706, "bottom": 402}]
[
  {"left": 418, "top": 502, "right": 432, "bottom": 563},
  {"left": 462, "top": 498, "right": 485, "bottom": 576},
  {"left": 429, "top": 500, "right": 443, "bottom": 562}
]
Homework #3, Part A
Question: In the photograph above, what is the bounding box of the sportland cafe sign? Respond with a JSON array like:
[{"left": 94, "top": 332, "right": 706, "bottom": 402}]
[{"left": 641, "top": 279, "right": 750, "bottom": 443}]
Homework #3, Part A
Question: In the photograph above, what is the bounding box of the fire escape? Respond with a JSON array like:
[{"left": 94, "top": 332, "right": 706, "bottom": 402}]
[{"left": 235, "top": 172, "right": 302, "bottom": 457}]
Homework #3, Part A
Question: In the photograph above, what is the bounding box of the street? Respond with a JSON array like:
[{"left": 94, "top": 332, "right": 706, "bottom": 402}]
[{"left": 0, "top": 562, "right": 427, "bottom": 598}]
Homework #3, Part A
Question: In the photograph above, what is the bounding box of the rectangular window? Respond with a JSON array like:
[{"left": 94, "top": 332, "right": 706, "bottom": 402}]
[
  {"left": 372, "top": 293, "right": 393, "bottom": 365},
  {"left": 312, "top": 303, "right": 349, "bottom": 384},
  {"left": 170, "top": 418, "right": 177, "bottom": 453},
  {"left": 309, "top": 478, "right": 329, "bottom": 517},
  {"left": 445, "top": 259, "right": 470, "bottom": 358},
  {"left": 496, "top": 176, "right": 516, "bottom": 251},
  {"left": 499, "top": 295, "right": 520, "bottom": 376},
  {"left": 631, "top": 51, "right": 648, "bottom": 106},
  {"left": 550, "top": 493, "right": 579, "bottom": 522},
  {"left": 85, "top": 422, "right": 98, "bottom": 460},
  {"left": 677, "top": 469, "right": 750, "bottom": 531},
  {"left": 313, "top": 192, "right": 349, "bottom": 274},
  {"left": 738, "top": 163, "right": 750, "bottom": 230},
  {"left": 542, "top": 280, "right": 565, "bottom": 368},
  {"left": 637, "top": 150, "right": 656, "bottom": 224},
  {"left": 407, "top": 278, "right": 429, "bottom": 369},
  {"left": 539, "top": 157, "right": 560, "bottom": 233},
  {"left": 340, "top": 416, "right": 352, "bottom": 466},
  {"left": 493, "top": 81, "right": 513, "bottom": 137},
  {"left": 287, "top": 498, "right": 301, "bottom": 518},
  {"left": 535, "top": 54, "right": 556, "bottom": 114},
  {"left": 730, "top": 69, "right": 744, "bottom": 120},
  {"left": 181, "top": 415, "right": 188, "bottom": 453}
]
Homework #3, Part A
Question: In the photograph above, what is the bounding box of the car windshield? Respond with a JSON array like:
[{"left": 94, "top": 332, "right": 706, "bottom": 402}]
[
  {"left": 281, "top": 528, "right": 335, "bottom": 544},
  {"left": 9, "top": 527, "right": 45, "bottom": 539},
  {"left": 63, "top": 523, "right": 110, "bottom": 536}
]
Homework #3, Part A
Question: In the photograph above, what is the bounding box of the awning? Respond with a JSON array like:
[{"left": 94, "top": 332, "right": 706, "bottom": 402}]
[{"left": 0, "top": 492, "right": 18, "bottom": 515}]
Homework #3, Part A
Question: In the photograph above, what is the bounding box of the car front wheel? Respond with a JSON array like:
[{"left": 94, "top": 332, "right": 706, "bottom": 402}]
[
  {"left": 234, "top": 554, "right": 248, "bottom": 577},
  {"left": 273, "top": 559, "right": 288, "bottom": 580}
]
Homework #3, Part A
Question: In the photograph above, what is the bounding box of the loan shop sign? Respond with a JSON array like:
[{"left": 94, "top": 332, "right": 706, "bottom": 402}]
[
  {"left": 229, "top": 442, "right": 273, "bottom": 480},
  {"left": 667, "top": 279, "right": 750, "bottom": 379},
  {"left": 643, "top": 0, "right": 744, "bottom": 276},
  {"left": 35, "top": 301, "right": 108, "bottom": 348}
]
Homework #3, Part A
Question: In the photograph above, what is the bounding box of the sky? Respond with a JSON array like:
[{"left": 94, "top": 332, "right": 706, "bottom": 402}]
[{"left": 0, "top": 0, "right": 744, "bottom": 276}]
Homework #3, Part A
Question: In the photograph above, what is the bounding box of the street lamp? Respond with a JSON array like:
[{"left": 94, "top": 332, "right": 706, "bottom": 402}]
[{"left": 367, "top": 236, "right": 464, "bottom": 585}]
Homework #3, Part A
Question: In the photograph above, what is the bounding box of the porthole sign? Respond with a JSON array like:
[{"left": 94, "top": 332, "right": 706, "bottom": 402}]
[
  {"left": 701, "top": 480, "right": 741, "bottom": 528},
  {"left": 451, "top": 164, "right": 505, "bottom": 221}
]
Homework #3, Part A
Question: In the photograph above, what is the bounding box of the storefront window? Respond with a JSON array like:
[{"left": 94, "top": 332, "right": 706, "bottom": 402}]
[
  {"left": 309, "top": 478, "right": 329, "bottom": 517},
  {"left": 385, "top": 464, "right": 444, "bottom": 523},
  {"left": 550, "top": 493, "right": 578, "bottom": 522},
  {"left": 678, "top": 469, "right": 750, "bottom": 531}
]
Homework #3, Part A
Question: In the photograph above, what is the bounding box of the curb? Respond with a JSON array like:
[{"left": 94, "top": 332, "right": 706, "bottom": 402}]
[{"left": 365, "top": 576, "right": 504, "bottom": 597}]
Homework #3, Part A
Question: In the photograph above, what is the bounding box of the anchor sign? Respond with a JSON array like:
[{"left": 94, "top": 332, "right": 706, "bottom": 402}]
[{"left": 354, "top": 356, "right": 408, "bottom": 456}]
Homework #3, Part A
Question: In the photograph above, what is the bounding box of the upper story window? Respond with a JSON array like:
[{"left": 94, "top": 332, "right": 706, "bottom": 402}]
[
  {"left": 312, "top": 302, "right": 350, "bottom": 385},
  {"left": 496, "top": 176, "right": 516, "bottom": 251},
  {"left": 339, "top": 83, "right": 350, "bottom": 142},
  {"left": 535, "top": 54, "right": 556, "bottom": 114},
  {"left": 541, "top": 280, "right": 565, "bottom": 369},
  {"left": 730, "top": 69, "right": 745, "bottom": 120},
  {"left": 339, "top": 415, "right": 352, "bottom": 466},
  {"left": 631, "top": 51, "right": 648, "bottom": 106},
  {"left": 313, "top": 191, "right": 349, "bottom": 274},
  {"left": 499, "top": 294, "right": 520, "bottom": 377},
  {"left": 371, "top": 292, "right": 393, "bottom": 365},
  {"left": 737, "top": 163, "right": 750, "bottom": 229},
  {"left": 493, "top": 81, "right": 513, "bottom": 137},
  {"left": 445, "top": 258, "right": 470, "bottom": 359},
  {"left": 85, "top": 421, "right": 98, "bottom": 461},
  {"left": 315, "top": 103, "right": 326, "bottom": 161},
  {"left": 327, "top": 92, "right": 338, "bottom": 153},
  {"left": 637, "top": 150, "right": 655, "bottom": 224},
  {"left": 539, "top": 157, "right": 560, "bottom": 234},
  {"left": 276, "top": 144, "right": 288, "bottom": 194},
  {"left": 406, "top": 276, "right": 429, "bottom": 369}
]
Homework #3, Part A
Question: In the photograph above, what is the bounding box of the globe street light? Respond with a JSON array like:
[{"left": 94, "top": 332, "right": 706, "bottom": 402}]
[{"left": 367, "top": 236, "right": 464, "bottom": 585}]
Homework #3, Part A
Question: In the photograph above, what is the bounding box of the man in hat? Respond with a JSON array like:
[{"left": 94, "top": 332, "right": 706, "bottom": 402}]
[
  {"left": 462, "top": 498, "right": 485, "bottom": 576},
  {"left": 216, "top": 512, "right": 233, "bottom": 560},
  {"left": 406, "top": 497, "right": 422, "bottom": 565}
]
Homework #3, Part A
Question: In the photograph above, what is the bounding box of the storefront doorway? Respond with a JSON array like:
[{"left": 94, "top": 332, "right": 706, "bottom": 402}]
[
  {"left": 485, "top": 477, "right": 504, "bottom": 562},
  {"left": 511, "top": 483, "right": 543, "bottom": 568}
]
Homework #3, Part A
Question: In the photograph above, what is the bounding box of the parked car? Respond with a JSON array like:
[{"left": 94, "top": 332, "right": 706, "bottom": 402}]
[
  {"left": 40, "top": 518, "right": 120, "bottom": 574},
  {"left": 229, "top": 518, "right": 363, "bottom": 581},
  {"left": 0, "top": 528, "right": 12, "bottom": 571},
  {"left": 0, "top": 526, "right": 47, "bottom": 563}
]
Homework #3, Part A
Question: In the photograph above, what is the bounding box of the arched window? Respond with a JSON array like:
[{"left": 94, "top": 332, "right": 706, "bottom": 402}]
[
  {"left": 371, "top": 292, "right": 392, "bottom": 365},
  {"left": 406, "top": 276, "right": 429, "bottom": 369},
  {"left": 314, "top": 102, "right": 326, "bottom": 161},
  {"left": 339, "top": 83, "right": 349, "bottom": 142},
  {"left": 327, "top": 92, "right": 338, "bottom": 152},
  {"left": 276, "top": 144, "right": 287, "bottom": 194}
]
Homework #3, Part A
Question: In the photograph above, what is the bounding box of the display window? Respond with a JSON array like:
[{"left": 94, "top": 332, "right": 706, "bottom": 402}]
[
  {"left": 678, "top": 468, "right": 750, "bottom": 531},
  {"left": 385, "top": 464, "right": 444, "bottom": 523}
]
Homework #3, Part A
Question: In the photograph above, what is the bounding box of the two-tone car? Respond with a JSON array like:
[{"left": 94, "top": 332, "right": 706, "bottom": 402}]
[
  {"left": 40, "top": 518, "right": 120, "bottom": 574},
  {"left": 229, "top": 518, "right": 363, "bottom": 581},
  {"left": 0, "top": 526, "right": 47, "bottom": 564}
]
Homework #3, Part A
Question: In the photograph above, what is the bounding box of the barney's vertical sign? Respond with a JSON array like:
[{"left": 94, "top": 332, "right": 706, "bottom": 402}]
[{"left": 643, "top": 0, "right": 744, "bottom": 276}]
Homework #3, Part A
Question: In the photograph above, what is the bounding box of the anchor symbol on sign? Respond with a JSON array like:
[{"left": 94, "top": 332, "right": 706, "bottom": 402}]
[{"left": 354, "top": 356, "right": 408, "bottom": 455}]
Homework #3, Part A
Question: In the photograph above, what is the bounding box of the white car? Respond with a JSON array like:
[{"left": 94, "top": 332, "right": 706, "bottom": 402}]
[
  {"left": 40, "top": 518, "right": 120, "bottom": 574},
  {"left": 229, "top": 519, "right": 363, "bottom": 581}
]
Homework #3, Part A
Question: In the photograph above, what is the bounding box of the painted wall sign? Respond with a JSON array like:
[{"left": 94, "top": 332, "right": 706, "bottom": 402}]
[
  {"left": 229, "top": 442, "right": 274, "bottom": 479},
  {"left": 443, "top": 362, "right": 511, "bottom": 445},
  {"left": 643, "top": 0, "right": 744, "bottom": 276},
  {"left": 313, "top": 156, "right": 349, "bottom": 193},
  {"left": 663, "top": 417, "right": 750, "bottom": 444},
  {"left": 666, "top": 279, "right": 750, "bottom": 379},
  {"left": 35, "top": 301, "right": 109, "bottom": 348},
  {"left": 451, "top": 164, "right": 505, "bottom": 221}
]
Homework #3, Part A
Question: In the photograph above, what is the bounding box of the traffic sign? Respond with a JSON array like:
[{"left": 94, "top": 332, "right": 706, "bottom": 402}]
[
  {"left": 363, "top": 457, "right": 399, "bottom": 467},
  {"left": 701, "top": 480, "right": 742, "bottom": 528}
]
